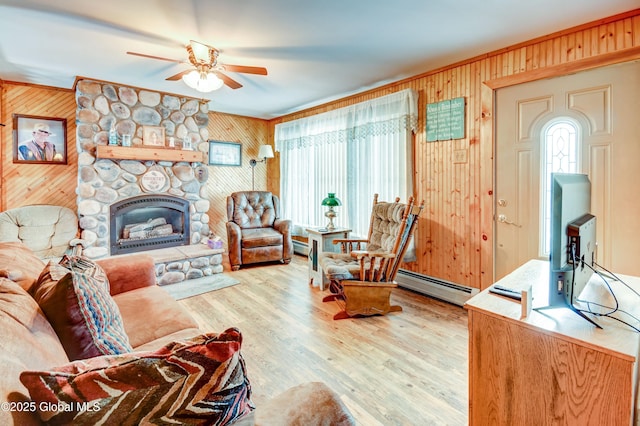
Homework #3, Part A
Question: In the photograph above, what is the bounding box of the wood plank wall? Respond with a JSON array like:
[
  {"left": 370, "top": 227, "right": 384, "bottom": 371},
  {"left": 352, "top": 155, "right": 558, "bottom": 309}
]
[
  {"left": 0, "top": 83, "right": 77, "bottom": 210},
  {"left": 269, "top": 9, "right": 640, "bottom": 290},
  {"left": 1, "top": 10, "right": 638, "bottom": 290},
  {"left": 206, "top": 112, "right": 270, "bottom": 243}
]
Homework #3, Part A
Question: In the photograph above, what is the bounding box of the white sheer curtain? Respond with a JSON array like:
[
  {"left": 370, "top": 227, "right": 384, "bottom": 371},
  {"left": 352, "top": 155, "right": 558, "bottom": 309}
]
[{"left": 275, "top": 89, "right": 418, "bottom": 238}]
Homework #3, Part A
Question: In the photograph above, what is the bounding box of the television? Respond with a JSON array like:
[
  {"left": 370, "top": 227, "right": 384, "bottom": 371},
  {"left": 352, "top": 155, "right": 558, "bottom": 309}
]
[{"left": 542, "top": 173, "right": 599, "bottom": 327}]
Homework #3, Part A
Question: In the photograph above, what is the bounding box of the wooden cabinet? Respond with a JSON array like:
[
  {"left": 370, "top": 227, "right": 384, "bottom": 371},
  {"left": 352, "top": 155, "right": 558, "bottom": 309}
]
[
  {"left": 306, "top": 227, "right": 350, "bottom": 290},
  {"left": 465, "top": 260, "right": 640, "bottom": 425}
]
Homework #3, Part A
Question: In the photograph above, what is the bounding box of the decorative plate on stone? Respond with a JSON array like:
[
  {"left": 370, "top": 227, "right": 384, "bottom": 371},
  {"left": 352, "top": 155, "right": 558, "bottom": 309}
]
[{"left": 140, "top": 165, "right": 169, "bottom": 192}]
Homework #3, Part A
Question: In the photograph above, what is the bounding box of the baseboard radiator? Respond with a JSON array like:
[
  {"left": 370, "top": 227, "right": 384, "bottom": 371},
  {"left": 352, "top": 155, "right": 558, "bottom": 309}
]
[
  {"left": 395, "top": 269, "right": 479, "bottom": 306},
  {"left": 292, "top": 240, "right": 308, "bottom": 256}
]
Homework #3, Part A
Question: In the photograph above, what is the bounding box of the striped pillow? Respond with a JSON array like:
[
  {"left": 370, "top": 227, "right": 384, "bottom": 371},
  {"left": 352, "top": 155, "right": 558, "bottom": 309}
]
[
  {"left": 31, "top": 257, "right": 132, "bottom": 360},
  {"left": 20, "top": 329, "right": 253, "bottom": 426}
]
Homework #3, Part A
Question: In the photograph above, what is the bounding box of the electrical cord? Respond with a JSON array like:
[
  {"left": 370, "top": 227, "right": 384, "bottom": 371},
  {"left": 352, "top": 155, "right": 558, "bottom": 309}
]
[
  {"left": 573, "top": 255, "right": 640, "bottom": 332},
  {"left": 569, "top": 243, "right": 616, "bottom": 315},
  {"left": 593, "top": 261, "right": 640, "bottom": 298},
  {"left": 575, "top": 300, "right": 640, "bottom": 333}
]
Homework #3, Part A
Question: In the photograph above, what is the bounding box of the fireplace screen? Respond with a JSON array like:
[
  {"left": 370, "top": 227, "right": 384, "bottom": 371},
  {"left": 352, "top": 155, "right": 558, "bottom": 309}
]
[{"left": 110, "top": 195, "right": 190, "bottom": 255}]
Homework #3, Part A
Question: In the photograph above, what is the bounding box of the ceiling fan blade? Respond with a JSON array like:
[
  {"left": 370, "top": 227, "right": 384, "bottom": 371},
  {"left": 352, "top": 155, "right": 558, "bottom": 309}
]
[
  {"left": 127, "top": 51, "right": 184, "bottom": 64},
  {"left": 166, "top": 70, "right": 191, "bottom": 81},
  {"left": 222, "top": 64, "right": 268, "bottom": 75},
  {"left": 216, "top": 72, "right": 243, "bottom": 89}
]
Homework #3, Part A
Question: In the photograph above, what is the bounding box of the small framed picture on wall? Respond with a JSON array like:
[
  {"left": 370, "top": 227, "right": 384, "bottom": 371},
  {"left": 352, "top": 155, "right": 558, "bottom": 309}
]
[
  {"left": 208, "top": 141, "right": 242, "bottom": 166},
  {"left": 13, "top": 114, "right": 67, "bottom": 164}
]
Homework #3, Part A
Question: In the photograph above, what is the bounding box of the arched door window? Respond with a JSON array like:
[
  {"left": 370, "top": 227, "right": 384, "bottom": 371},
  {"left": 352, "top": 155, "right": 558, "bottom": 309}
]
[{"left": 540, "top": 118, "right": 581, "bottom": 257}]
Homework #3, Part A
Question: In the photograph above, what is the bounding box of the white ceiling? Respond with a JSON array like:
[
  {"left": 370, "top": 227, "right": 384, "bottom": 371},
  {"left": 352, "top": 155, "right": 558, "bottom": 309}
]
[{"left": 0, "top": 1, "right": 637, "bottom": 119}]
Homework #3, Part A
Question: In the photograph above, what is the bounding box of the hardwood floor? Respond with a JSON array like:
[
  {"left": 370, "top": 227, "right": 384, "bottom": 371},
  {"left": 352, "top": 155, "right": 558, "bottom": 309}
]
[{"left": 178, "top": 255, "right": 469, "bottom": 425}]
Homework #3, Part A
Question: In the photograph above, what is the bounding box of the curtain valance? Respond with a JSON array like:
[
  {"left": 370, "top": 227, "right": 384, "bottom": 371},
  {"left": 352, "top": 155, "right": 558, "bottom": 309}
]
[{"left": 275, "top": 89, "right": 418, "bottom": 151}]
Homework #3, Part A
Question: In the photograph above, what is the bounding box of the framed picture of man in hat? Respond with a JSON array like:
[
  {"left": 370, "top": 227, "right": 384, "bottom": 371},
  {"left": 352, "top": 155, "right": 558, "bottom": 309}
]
[{"left": 13, "top": 114, "right": 67, "bottom": 164}]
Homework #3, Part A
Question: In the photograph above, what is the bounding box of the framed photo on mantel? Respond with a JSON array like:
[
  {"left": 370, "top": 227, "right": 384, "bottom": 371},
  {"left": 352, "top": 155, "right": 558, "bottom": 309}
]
[{"left": 142, "top": 126, "right": 165, "bottom": 147}]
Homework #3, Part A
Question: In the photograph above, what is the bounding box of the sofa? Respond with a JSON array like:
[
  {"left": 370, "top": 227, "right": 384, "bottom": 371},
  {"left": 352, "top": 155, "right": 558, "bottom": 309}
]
[
  {"left": 0, "top": 241, "right": 355, "bottom": 425},
  {"left": 226, "top": 191, "right": 293, "bottom": 271}
]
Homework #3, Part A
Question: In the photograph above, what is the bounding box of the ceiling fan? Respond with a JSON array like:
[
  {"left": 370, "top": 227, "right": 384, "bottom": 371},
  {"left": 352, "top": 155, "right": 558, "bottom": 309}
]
[{"left": 127, "top": 40, "right": 267, "bottom": 92}]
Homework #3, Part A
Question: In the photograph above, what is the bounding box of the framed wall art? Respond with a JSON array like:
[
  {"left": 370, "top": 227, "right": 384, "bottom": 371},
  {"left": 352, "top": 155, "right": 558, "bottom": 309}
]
[
  {"left": 208, "top": 141, "right": 242, "bottom": 166},
  {"left": 13, "top": 114, "right": 67, "bottom": 164},
  {"left": 142, "top": 126, "right": 165, "bottom": 147}
]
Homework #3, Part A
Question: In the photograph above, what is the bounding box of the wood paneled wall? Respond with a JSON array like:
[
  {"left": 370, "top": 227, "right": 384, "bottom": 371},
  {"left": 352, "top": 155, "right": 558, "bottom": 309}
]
[
  {"left": 0, "top": 83, "right": 77, "bottom": 211},
  {"left": 1, "top": 10, "right": 638, "bottom": 290},
  {"left": 206, "top": 112, "right": 270, "bottom": 242},
  {"left": 269, "top": 9, "right": 640, "bottom": 289}
]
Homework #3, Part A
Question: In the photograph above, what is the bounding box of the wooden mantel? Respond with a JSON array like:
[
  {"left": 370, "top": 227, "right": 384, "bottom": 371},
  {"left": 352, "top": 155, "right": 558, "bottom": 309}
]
[{"left": 96, "top": 145, "right": 205, "bottom": 163}]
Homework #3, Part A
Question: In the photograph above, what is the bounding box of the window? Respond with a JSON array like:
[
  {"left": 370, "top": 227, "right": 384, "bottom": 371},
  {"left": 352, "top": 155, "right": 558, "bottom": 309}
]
[
  {"left": 540, "top": 118, "right": 581, "bottom": 256},
  {"left": 275, "top": 89, "right": 418, "bottom": 238}
]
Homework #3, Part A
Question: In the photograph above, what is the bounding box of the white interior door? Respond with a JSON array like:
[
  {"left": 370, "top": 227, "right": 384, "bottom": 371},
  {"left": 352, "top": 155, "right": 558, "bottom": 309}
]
[{"left": 495, "top": 61, "right": 640, "bottom": 280}]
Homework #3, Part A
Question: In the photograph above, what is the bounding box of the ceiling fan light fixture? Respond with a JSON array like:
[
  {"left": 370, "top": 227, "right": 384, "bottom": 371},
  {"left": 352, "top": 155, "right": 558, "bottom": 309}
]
[{"left": 182, "top": 69, "right": 224, "bottom": 93}]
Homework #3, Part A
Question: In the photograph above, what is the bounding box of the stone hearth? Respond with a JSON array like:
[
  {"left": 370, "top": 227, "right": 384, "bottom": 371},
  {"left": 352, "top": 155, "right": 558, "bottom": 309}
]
[{"left": 136, "top": 244, "right": 224, "bottom": 286}]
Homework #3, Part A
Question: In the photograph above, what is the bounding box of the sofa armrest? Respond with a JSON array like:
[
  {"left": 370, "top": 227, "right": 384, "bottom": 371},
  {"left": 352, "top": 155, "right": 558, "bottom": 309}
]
[{"left": 96, "top": 254, "right": 157, "bottom": 295}]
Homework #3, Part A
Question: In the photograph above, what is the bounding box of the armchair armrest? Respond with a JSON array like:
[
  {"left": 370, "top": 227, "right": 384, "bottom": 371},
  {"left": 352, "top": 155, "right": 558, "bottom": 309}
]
[
  {"left": 341, "top": 279, "right": 398, "bottom": 288},
  {"left": 96, "top": 254, "right": 157, "bottom": 295},
  {"left": 333, "top": 238, "right": 368, "bottom": 253},
  {"left": 274, "top": 219, "right": 293, "bottom": 260},
  {"left": 349, "top": 250, "right": 396, "bottom": 260},
  {"left": 349, "top": 250, "right": 396, "bottom": 282},
  {"left": 226, "top": 221, "right": 242, "bottom": 270},
  {"left": 273, "top": 218, "right": 292, "bottom": 234}
]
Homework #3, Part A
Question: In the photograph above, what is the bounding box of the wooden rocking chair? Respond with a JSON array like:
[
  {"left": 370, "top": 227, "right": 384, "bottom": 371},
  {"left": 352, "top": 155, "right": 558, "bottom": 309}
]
[{"left": 319, "top": 194, "right": 423, "bottom": 320}]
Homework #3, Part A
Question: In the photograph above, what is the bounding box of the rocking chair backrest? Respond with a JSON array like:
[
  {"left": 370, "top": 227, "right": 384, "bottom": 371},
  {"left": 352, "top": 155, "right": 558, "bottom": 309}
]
[
  {"left": 386, "top": 201, "right": 423, "bottom": 281},
  {"left": 364, "top": 194, "right": 424, "bottom": 282},
  {"left": 366, "top": 196, "right": 406, "bottom": 253}
]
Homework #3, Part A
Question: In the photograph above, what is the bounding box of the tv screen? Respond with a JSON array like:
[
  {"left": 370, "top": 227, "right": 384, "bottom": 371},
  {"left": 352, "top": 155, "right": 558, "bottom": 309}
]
[{"left": 545, "top": 173, "right": 598, "bottom": 326}]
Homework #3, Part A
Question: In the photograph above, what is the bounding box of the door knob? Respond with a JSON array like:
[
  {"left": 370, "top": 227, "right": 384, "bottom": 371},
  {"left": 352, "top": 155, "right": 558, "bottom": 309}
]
[{"left": 498, "top": 214, "right": 521, "bottom": 227}]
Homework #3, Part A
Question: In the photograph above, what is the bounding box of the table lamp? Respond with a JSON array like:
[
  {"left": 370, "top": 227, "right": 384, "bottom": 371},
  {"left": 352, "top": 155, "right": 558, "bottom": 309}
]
[{"left": 321, "top": 193, "right": 342, "bottom": 231}]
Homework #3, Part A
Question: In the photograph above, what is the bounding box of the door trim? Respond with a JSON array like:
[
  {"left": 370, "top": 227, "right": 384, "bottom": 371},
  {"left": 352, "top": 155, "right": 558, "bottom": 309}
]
[{"left": 480, "top": 49, "right": 640, "bottom": 290}]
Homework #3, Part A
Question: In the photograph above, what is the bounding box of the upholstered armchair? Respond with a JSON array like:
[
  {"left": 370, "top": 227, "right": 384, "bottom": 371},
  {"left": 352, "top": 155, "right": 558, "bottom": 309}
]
[
  {"left": 226, "top": 191, "right": 293, "bottom": 271},
  {"left": 0, "top": 205, "right": 85, "bottom": 260}
]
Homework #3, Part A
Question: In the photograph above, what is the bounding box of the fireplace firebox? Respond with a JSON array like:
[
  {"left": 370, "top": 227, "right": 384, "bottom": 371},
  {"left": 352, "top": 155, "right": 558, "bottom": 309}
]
[{"left": 110, "top": 194, "right": 190, "bottom": 255}]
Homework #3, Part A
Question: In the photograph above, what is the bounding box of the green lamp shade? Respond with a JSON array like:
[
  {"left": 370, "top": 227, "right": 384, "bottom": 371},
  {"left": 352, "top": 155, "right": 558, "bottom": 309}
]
[{"left": 321, "top": 193, "right": 342, "bottom": 207}]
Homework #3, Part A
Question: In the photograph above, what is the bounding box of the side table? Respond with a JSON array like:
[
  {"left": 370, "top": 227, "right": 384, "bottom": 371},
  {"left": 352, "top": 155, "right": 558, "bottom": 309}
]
[{"left": 306, "top": 227, "right": 351, "bottom": 290}]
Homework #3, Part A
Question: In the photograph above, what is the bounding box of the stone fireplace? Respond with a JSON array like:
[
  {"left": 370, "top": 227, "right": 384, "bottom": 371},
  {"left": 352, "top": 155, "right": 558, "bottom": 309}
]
[
  {"left": 74, "top": 79, "right": 212, "bottom": 260},
  {"left": 110, "top": 194, "right": 191, "bottom": 255}
]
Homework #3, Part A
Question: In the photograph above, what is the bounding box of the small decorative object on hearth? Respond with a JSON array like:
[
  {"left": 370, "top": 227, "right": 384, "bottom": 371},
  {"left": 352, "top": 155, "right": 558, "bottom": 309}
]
[
  {"left": 321, "top": 193, "right": 342, "bottom": 231},
  {"left": 207, "top": 236, "right": 224, "bottom": 249}
]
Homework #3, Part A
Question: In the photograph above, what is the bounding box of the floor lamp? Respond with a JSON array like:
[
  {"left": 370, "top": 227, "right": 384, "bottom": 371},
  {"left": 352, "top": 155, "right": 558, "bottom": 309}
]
[{"left": 250, "top": 145, "right": 274, "bottom": 190}]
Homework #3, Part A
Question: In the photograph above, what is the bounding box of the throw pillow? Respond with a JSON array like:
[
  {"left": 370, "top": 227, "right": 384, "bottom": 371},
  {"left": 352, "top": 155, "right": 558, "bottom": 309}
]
[
  {"left": 20, "top": 329, "right": 253, "bottom": 426},
  {"left": 31, "top": 257, "right": 133, "bottom": 360}
]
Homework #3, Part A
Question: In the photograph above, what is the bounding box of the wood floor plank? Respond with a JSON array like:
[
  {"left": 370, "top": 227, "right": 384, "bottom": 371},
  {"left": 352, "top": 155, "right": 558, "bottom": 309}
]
[{"left": 178, "top": 255, "right": 469, "bottom": 425}]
